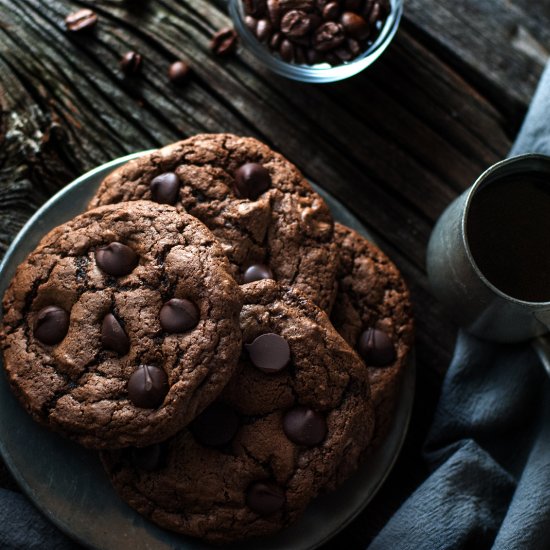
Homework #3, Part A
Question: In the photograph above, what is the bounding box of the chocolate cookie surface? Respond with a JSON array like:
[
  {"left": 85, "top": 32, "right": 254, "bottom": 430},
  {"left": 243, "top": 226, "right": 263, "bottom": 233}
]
[
  {"left": 331, "top": 223, "right": 413, "bottom": 446},
  {"left": 101, "top": 280, "right": 374, "bottom": 543},
  {"left": 0, "top": 201, "right": 242, "bottom": 449},
  {"left": 89, "top": 134, "right": 338, "bottom": 311}
]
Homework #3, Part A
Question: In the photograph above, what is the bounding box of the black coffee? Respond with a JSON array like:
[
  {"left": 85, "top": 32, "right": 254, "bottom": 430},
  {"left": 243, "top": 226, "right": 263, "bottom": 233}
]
[{"left": 467, "top": 173, "right": 550, "bottom": 302}]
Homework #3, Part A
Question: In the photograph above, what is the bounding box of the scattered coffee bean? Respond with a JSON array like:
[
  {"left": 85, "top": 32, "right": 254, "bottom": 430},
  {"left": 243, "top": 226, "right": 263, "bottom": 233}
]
[
  {"left": 127, "top": 365, "right": 168, "bottom": 408},
  {"left": 95, "top": 242, "right": 139, "bottom": 277},
  {"left": 150, "top": 172, "right": 180, "bottom": 205},
  {"left": 120, "top": 51, "right": 142, "bottom": 76},
  {"left": 283, "top": 406, "right": 327, "bottom": 446},
  {"left": 246, "top": 333, "right": 291, "bottom": 374},
  {"left": 210, "top": 27, "right": 238, "bottom": 56},
  {"left": 234, "top": 163, "right": 272, "bottom": 200},
  {"left": 34, "top": 306, "right": 70, "bottom": 345},
  {"left": 190, "top": 402, "right": 239, "bottom": 447},
  {"left": 130, "top": 444, "right": 163, "bottom": 471},
  {"left": 101, "top": 313, "right": 130, "bottom": 355},
  {"left": 168, "top": 61, "right": 191, "bottom": 85},
  {"left": 357, "top": 328, "right": 396, "bottom": 366},
  {"left": 65, "top": 9, "right": 97, "bottom": 33},
  {"left": 242, "top": 0, "right": 392, "bottom": 66},
  {"left": 243, "top": 263, "right": 274, "bottom": 283},
  {"left": 160, "top": 298, "right": 199, "bottom": 333},
  {"left": 246, "top": 481, "right": 285, "bottom": 515}
]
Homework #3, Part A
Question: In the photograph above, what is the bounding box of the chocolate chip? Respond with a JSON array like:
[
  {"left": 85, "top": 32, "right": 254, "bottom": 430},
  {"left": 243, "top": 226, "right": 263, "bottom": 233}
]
[
  {"left": 168, "top": 61, "right": 191, "bottom": 85},
  {"left": 246, "top": 333, "right": 290, "bottom": 374},
  {"left": 120, "top": 51, "right": 142, "bottom": 76},
  {"left": 101, "top": 313, "right": 130, "bottom": 355},
  {"left": 234, "top": 163, "right": 272, "bottom": 200},
  {"left": 95, "top": 242, "right": 139, "bottom": 277},
  {"left": 283, "top": 406, "right": 327, "bottom": 446},
  {"left": 190, "top": 402, "right": 239, "bottom": 447},
  {"left": 243, "top": 264, "right": 274, "bottom": 283},
  {"left": 34, "top": 306, "right": 69, "bottom": 345},
  {"left": 313, "top": 21, "right": 345, "bottom": 51},
  {"left": 246, "top": 481, "right": 285, "bottom": 515},
  {"left": 65, "top": 9, "right": 97, "bottom": 32},
  {"left": 128, "top": 365, "right": 168, "bottom": 408},
  {"left": 357, "top": 328, "right": 396, "bottom": 366},
  {"left": 281, "top": 10, "right": 312, "bottom": 37},
  {"left": 130, "top": 444, "right": 163, "bottom": 471},
  {"left": 210, "top": 27, "right": 238, "bottom": 56},
  {"left": 340, "top": 12, "right": 369, "bottom": 40},
  {"left": 160, "top": 298, "right": 199, "bottom": 333},
  {"left": 150, "top": 172, "right": 180, "bottom": 205}
]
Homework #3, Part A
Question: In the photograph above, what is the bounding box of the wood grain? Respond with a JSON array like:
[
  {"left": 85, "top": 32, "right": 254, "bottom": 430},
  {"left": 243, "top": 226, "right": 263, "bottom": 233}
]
[{"left": 0, "top": 0, "right": 541, "bottom": 546}]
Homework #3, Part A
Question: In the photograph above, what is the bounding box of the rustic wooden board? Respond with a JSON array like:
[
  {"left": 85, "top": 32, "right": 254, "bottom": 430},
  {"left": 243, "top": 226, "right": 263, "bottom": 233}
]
[{"left": 0, "top": 0, "right": 541, "bottom": 547}]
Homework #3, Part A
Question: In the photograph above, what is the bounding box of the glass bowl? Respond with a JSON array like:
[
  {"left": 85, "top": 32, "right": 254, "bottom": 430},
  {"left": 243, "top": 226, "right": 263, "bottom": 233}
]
[{"left": 229, "top": 0, "right": 403, "bottom": 83}]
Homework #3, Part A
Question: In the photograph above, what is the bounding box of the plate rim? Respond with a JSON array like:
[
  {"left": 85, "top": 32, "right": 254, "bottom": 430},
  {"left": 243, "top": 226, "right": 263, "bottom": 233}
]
[{"left": 0, "top": 153, "right": 415, "bottom": 550}]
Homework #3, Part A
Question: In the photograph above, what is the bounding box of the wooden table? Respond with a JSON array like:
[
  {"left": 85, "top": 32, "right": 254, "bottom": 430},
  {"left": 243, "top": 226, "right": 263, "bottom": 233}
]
[{"left": 0, "top": 1, "right": 548, "bottom": 547}]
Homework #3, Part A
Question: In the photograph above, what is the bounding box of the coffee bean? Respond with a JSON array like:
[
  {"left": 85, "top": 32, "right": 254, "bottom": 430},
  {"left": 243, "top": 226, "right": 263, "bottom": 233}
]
[
  {"left": 347, "top": 38, "right": 361, "bottom": 56},
  {"left": 340, "top": 12, "right": 369, "bottom": 39},
  {"left": 150, "top": 172, "right": 180, "bottom": 205},
  {"left": 168, "top": 61, "right": 191, "bottom": 85},
  {"left": 246, "top": 481, "right": 285, "bottom": 515},
  {"left": 281, "top": 10, "right": 312, "bottom": 37},
  {"left": 357, "top": 328, "right": 396, "bottom": 366},
  {"left": 267, "top": 0, "right": 282, "bottom": 25},
  {"left": 245, "top": 15, "right": 258, "bottom": 33},
  {"left": 190, "top": 402, "right": 239, "bottom": 447},
  {"left": 283, "top": 406, "right": 327, "bottom": 446},
  {"left": 130, "top": 444, "right": 163, "bottom": 471},
  {"left": 369, "top": 1, "right": 382, "bottom": 26},
  {"left": 65, "top": 9, "right": 97, "bottom": 32},
  {"left": 101, "top": 313, "right": 130, "bottom": 355},
  {"left": 210, "top": 27, "right": 238, "bottom": 56},
  {"left": 334, "top": 46, "right": 353, "bottom": 61},
  {"left": 313, "top": 22, "right": 345, "bottom": 51},
  {"left": 294, "top": 46, "right": 307, "bottom": 64},
  {"left": 234, "top": 163, "right": 271, "bottom": 200},
  {"left": 243, "top": 264, "right": 274, "bottom": 283},
  {"left": 160, "top": 298, "right": 199, "bottom": 333},
  {"left": 280, "top": 0, "right": 314, "bottom": 10},
  {"left": 128, "top": 365, "right": 168, "bottom": 408},
  {"left": 270, "top": 32, "right": 283, "bottom": 50},
  {"left": 246, "top": 333, "right": 291, "bottom": 374},
  {"left": 256, "top": 19, "right": 273, "bottom": 42},
  {"left": 34, "top": 306, "right": 69, "bottom": 345},
  {"left": 120, "top": 51, "right": 142, "bottom": 76},
  {"left": 243, "top": 0, "right": 268, "bottom": 16},
  {"left": 344, "top": 0, "right": 362, "bottom": 9},
  {"left": 322, "top": 2, "right": 340, "bottom": 20},
  {"left": 95, "top": 242, "right": 139, "bottom": 277},
  {"left": 362, "top": 0, "right": 376, "bottom": 18},
  {"left": 306, "top": 48, "right": 324, "bottom": 65},
  {"left": 280, "top": 39, "right": 295, "bottom": 62}
]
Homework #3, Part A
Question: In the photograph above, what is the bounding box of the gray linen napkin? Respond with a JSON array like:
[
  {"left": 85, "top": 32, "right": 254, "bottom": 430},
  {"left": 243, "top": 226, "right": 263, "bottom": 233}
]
[{"left": 369, "top": 61, "right": 550, "bottom": 550}]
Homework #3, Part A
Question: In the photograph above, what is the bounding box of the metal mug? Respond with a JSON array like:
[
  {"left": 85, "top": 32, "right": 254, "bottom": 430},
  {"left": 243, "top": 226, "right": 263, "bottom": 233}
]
[{"left": 427, "top": 154, "right": 550, "bottom": 372}]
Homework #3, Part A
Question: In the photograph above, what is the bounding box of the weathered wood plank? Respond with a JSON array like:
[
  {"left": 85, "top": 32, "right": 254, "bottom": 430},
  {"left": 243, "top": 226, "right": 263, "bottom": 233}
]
[{"left": 405, "top": 0, "right": 550, "bottom": 117}]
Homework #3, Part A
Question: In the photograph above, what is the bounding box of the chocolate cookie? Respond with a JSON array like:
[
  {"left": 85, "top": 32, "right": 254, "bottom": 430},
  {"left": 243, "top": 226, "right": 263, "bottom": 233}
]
[
  {"left": 0, "top": 201, "right": 243, "bottom": 449},
  {"left": 89, "top": 134, "right": 338, "bottom": 311},
  {"left": 331, "top": 223, "right": 413, "bottom": 446},
  {"left": 101, "top": 280, "right": 374, "bottom": 543}
]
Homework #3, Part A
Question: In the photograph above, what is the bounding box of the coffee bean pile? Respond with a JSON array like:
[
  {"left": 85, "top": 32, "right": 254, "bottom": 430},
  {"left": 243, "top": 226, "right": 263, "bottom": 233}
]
[{"left": 242, "top": 0, "right": 391, "bottom": 66}]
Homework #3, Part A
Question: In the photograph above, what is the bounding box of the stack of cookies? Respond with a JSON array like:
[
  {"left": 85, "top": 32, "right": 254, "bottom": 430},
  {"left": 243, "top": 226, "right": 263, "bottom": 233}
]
[{"left": 0, "top": 134, "right": 413, "bottom": 544}]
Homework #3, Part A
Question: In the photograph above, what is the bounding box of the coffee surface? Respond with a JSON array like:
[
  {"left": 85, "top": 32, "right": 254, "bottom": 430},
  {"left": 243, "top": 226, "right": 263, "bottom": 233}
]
[{"left": 467, "top": 174, "right": 550, "bottom": 302}]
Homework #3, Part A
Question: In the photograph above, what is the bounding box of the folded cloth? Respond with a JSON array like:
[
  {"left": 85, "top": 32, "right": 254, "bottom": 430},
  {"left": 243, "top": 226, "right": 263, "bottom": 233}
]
[{"left": 369, "top": 61, "right": 550, "bottom": 550}]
